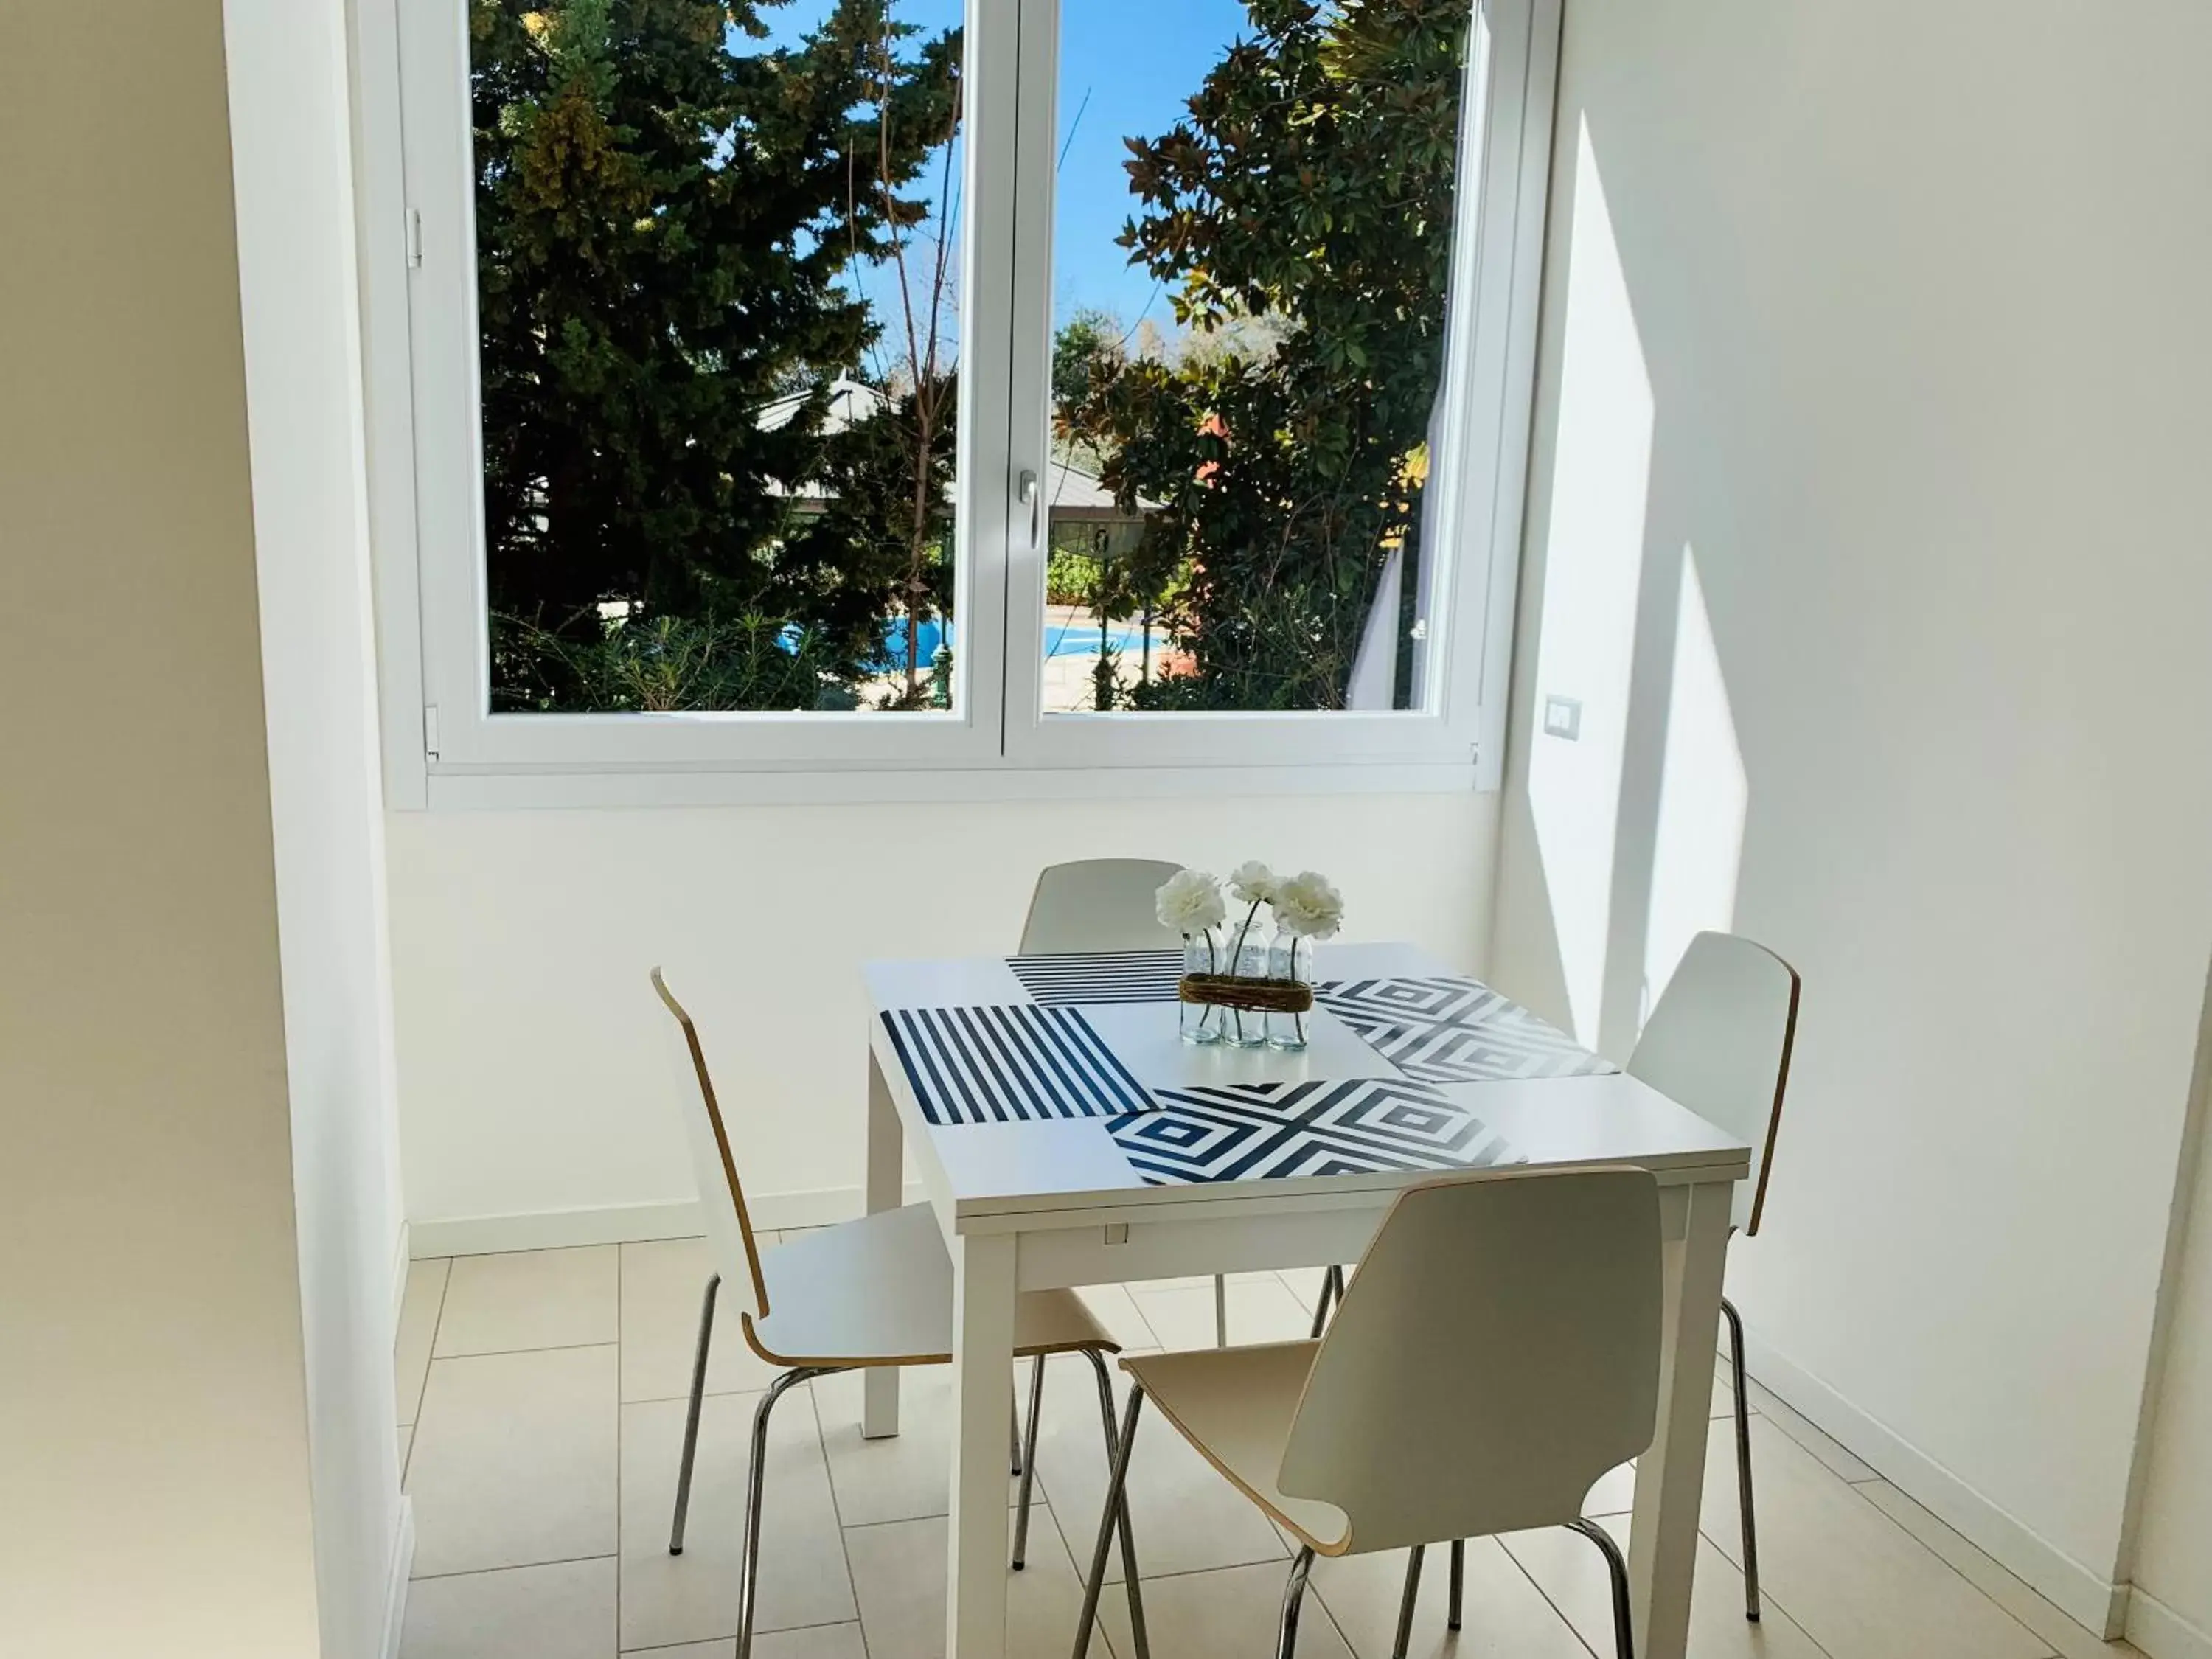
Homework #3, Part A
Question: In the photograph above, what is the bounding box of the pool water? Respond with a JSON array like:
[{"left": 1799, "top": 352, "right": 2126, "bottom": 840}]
[
  {"left": 877, "top": 618, "right": 1157, "bottom": 665},
  {"left": 783, "top": 617, "right": 1157, "bottom": 666},
  {"left": 877, "top": 617, "right": 953, "bottom": 667},
  {"left": 1042, "top": 622, "right": 1153, "bottom": 659}
]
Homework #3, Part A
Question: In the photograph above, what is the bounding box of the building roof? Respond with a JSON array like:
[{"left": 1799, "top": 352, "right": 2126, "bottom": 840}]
[{"left": 756, "top": 378, "right": 1151, "bottom": 521}]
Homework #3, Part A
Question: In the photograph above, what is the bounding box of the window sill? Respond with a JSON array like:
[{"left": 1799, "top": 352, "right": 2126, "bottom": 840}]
[{"left": 414, "top": 755, "right": 1489, "bottom": 811}]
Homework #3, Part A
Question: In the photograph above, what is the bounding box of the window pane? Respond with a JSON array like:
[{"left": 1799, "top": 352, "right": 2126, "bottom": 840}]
[
  {"left": 471, "top": 0, "right": 966, "bottom": 714},
  {"left": 1046, "top": 0, "right": 1471, "bottom": 714}
]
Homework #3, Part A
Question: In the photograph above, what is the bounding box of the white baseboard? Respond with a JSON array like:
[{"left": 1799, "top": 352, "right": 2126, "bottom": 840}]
[
  {"left": 407, "top": 1183, "right": 924, "bottom": 1258},
  {"left": 2129, "top": 1590, "right": 2212, "bottom": 1659},
  {"left": 409, "top": 1199, "right": 703, "bottom": 1257},
  {"left": 380, "top": 1496, "right": 414, "bottom": 1659},
  {"left": 1742, "top": 1330, "right": 2128, "bottom": 1639}
]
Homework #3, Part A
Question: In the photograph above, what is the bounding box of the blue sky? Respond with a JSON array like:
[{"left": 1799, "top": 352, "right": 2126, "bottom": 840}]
[
  {"left": 749, "top": 0, "right": 1249, "bottom": 338},
  {"left": 1051, "top": 1, "right": 1248, "bottom": 328}
]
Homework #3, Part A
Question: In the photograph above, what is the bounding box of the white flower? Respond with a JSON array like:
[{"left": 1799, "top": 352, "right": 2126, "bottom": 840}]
[
  {"left": 1270, "top": 870, "right": 1345, "bottom": 939},
  {"left": 1155, "top": 868, "right": 1227, "bottom": 936},
  {"left": 1227, "top": 861, "right": 1277, "bottom": 906}
]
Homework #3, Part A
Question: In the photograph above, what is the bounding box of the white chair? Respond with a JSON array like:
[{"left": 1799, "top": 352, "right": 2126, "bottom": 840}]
[
  {"left": 1623, "top": 930, "right": 1800, "bottom": 1621},
  {"left": 1019, "top": 858, "right": 1184, "bottom": 954},
  {"left": 1074, "top": 1167, "right": 1665, "bottom": 1659},
  {"left": 1400, "top": 930, "right": 1802, "bottom": 1634},
  {"left": 1017, "top": 860, "right": 1238, "bottom": 1352},
  {"left": 651, "top": 970, "right": 1147, "bottom": 1659}
]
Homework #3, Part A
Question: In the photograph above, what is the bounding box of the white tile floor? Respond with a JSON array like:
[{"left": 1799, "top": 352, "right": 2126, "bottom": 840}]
[{"left": 395, "top": 1235, "right": 2141, "bottom": 1659}]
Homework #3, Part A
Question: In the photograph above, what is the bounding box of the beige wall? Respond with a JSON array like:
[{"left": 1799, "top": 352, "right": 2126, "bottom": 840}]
[
  {"left": 1489, "top": 0, "right": 2212, "bottom": 1638},
  {"left": 0, "top": 7, "right": 324, "bottom": 1655},
  {"left": 2129, "top": 970, "right": 2212, "bottom": 1651},
  {"left": 386, "top": 792, "right": 1497, "bottom": 1236},
  {"left": 1, "top": 2, "right": 405, "bottom": 1653}
]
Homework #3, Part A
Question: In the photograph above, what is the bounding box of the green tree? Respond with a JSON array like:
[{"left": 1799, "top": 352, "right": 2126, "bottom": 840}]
[
  {"left": 760, "top": 25, "right": 965, "bottom": 707},
  {"left": 1051, "top": 306, "right": 1124, "bottom": 414},
  {"left": 779, "top": 372, "right": 958, "bottom": 700},
  {"left": 1048, "top": 312, "right": 1185, "bottom": 708},
  {"left": 1065, "top": 0, "right": 1468, "bottom": 709},
  {"left": 470, "top": 0, "right": 959, "bottom": 702},
  {"left": 846, "top": 48, "right": 964, "bottom": 710},
  {"left": 491, "top": 609, "right": 847, "bottom": 711}
]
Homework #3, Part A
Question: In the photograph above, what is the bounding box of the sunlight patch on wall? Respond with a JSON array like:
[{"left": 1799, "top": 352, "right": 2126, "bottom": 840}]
[
  {"left": 1641, "top": 544, "right": 1747, "bottom": 1019},
  {"left": 1527, "top": 117, "right": 1654, "bottom": 1046}
]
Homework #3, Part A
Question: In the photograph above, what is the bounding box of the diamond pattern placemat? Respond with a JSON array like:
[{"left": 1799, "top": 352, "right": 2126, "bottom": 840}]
[
  {"left": 1107, "top": 1079, "right": 1520, "bottom": 1186},
  {"left": 1315, "top": 976, "right": 1615, "bottom": 1085}
]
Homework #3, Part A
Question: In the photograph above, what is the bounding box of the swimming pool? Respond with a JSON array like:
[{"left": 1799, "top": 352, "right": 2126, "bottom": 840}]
[
  {"left": 869, "top": 618, "right": 1158, "bottom": 665},
  {"left": 875, "top": 617, "right": 953, "bottom": 668},
  {"left": 1043, "top": 622, "right": 1154, "bottom": 659}
]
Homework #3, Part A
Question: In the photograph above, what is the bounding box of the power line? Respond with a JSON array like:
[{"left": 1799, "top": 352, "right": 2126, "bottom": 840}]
[{"left": 1057, "top": 86, "right": 1092, "bottom": 170}]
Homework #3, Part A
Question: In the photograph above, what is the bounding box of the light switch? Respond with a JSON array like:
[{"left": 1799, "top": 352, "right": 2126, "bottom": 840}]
[{"left": 1543, "top": 695, "right": 1582, "bottom": 740}]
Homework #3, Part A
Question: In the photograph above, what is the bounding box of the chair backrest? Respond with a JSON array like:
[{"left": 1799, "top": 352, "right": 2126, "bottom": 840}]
[
  {"left": 1627, "top": 931, "right": 1801, "bottom": 1234},
  {"left": 651, "top": 968, "right": 771, "bottom": 1320},
  {"left": 1276, "top": 1167, "right": 1663, "bottom": 1552},
  {"left": 1018, "top": 859, "right": 1184, "bottom": 954}
]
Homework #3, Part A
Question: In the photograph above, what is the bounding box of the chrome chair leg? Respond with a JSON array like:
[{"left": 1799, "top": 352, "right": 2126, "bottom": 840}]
[
  {"left": 668, "top": 1272, "right": 720, "bottom": 1554},
  {"left": 1722, "top": 1296, "right": 1761, "bottom": 1621},
  {"left": 1078, "top": 1349, "right": 1149, "bottom": 1659},
  {"left": 1307, "top": 1265, "right": 1345, "bottom": 1340},
  {"left": 1075, "top": 1383, "right": 1147, "bottom": 1659},
  {"left": 1567, "top": 1518, "right": 1634, "bottom": 1659},
  {"left": 1391, "top": 1543, "right": 1425, "bottom": 1659},
  {"left": 1214, "top": 1273, "right": 1229, "bottom": 1346},
  {"left": 1012, "top": 1354, "right": 1049, "bottom": 1568},
  {"left": 1012, "top": 1396, "right": 1024, "bottom": 1476},
  {"left": 1395, "top": 1531, "right": 1453, "bottom": 1649},
  {"left": 737, "top": 1367, "right": 838, "bottom": 1659},
  {"left": 1277, "top": 1545, "right": 1318, "bottom": 1659}
]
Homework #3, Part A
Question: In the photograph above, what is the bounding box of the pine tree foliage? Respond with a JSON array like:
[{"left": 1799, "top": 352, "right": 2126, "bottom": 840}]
[{"left": 471, "top": 0, "right": 959, "bottom": 702}]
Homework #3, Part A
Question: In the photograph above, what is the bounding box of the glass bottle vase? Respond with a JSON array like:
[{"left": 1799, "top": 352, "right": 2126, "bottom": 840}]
[
  {"left": 1222, "top": 914, "right": 1270, "bottom": 1048},
  {"left": 1178, "top": 930, "right": 1225, "bottom": 1045},
  {"left": 1267, "top": 931, "right": 1316, "bottom": 1051}
]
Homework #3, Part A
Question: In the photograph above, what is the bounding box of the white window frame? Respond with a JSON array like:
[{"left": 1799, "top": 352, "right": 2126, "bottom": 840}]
[{"left": 356, "top": 0, "right": 1559, "bottom": 807}]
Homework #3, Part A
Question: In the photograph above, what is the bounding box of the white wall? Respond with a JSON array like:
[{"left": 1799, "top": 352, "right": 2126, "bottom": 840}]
[
  {"left": 1488, "top": 0, "right": 2212, "bottom": 1636},
  {"left": 0, "top": 8, "right": 324, "bottom": 1654},
  {"left": 386, "top": 793, "right": 1497, "bottom": 1239},
  {"left": 225, "top": 0, "right": 411, "bottom": 1652}
]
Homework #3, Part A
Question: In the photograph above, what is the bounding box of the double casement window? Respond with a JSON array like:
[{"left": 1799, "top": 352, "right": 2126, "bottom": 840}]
[{"left": 369, "top": 0, "right": 1557, "bottom": 803}]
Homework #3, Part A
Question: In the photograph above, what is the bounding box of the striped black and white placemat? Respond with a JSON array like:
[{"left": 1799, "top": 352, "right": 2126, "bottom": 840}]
[
  {"left": 881, "top": 1004, "right": 1154, "bottom": 1126},
  {"left": 1108, "top": 1078, "right": 1520, "bottom": 1186},
  {"left": 1316, "top": 976, "right": 1615, "bottom": 1085},
  {"left": 1006, "top": 948, "right": 1183, "bottom": 1006}
]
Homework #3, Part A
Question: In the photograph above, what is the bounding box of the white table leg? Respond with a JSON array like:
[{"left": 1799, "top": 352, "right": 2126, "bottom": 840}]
[
  {"left": 863, "top": 1048, "right": 905, "bottom": 1440},
  {"left": 947, "top": 1230, "right": 1018, "bottom": 1659},
  {"left": 1627, "top": 1179, "right": 1733, "bottom": 1659}
]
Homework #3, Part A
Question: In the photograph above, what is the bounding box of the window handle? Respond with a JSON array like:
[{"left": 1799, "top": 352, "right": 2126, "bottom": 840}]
[{"left": 1019, "top": 469, "right": 1040, "bottom": 551}]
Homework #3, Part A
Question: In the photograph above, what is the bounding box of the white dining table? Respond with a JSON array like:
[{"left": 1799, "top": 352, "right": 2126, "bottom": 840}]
[{"left": 860, "top": 941, "right": 1749, "bottom": 1659}]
